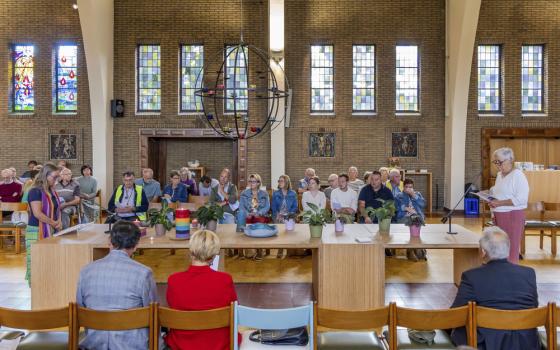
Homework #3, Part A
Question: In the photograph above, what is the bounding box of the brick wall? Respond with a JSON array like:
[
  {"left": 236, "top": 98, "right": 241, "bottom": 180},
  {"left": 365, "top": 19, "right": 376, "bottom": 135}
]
[
  {"left": 0, "top": 0, "right": 92, "bottom": 176},
  {"left": 466, "top": 0, "right": 560, "bottom": 186},
  {"left": 113, "top": 0, "right": 270, "bottom": 186},
  {"left": 284, "top": 0, "right": 446, "bottom": 208}
]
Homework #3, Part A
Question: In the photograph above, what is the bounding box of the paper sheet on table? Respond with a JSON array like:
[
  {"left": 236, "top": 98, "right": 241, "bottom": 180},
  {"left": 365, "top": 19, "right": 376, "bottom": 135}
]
[
  {"left": 0, "top": 337, "right": 22, "bottom": 350},
  {"left": 53, "top": 222, "right": 94, "bottom": 237}
]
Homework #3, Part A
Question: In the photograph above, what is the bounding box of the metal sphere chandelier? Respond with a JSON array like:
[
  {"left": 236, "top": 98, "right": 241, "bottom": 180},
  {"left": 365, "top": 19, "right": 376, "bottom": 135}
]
[{"left": 194, "top": 0, "right": 290, "bottom": 140}]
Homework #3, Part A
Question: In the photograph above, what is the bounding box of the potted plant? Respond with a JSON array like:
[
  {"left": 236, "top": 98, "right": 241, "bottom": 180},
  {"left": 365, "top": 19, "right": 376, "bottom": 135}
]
[
  {"left": 404, "top": 213, "right": 425, "bottom": 238},
  {"left": 364, "top": 199, "right": 396, "bottom": 235},
  {"left": 285, "top": 213, "right": 298, "bottom": 231},
  {"left": 299, "top": 203, "right": 332, "bottom": 238},
  {"left": 195, "top": 203, "right": 224, "bottom": 232},
  {"left": 333, "top": 211, "right": 354, "bottom": 233},
  {"left": 146, "top": 201, "right": 174, "bottom": 236}
]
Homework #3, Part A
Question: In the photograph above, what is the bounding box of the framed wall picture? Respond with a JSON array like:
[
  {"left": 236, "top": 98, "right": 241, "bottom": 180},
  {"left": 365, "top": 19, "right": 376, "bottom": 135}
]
[
  {"left": 391, "top": 132, "right": 418, "bottom": 158},
  {"left": 49, "top": 134, "right": 78, "bottom": 160},
  {"left": 309, "top": 132, "right": 336, "bottom": 157}
]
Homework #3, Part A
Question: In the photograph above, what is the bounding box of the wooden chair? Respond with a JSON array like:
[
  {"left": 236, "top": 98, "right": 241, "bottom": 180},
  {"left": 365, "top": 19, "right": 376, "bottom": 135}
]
[
  {"left": 474, "top": 304, "right": 552, "bottom": 349},
  {"left": 0, "top": 202, "right": 28, "bottom": 254},
  {"left": 543, "top": 202, "right": 560, "bottom": 256},
  {"left": 523, "top": 201, "right": 556, "bottom": 256},
  {"left": 538, "top": 303, "right": 558, "bottom": 350},
  {"left": 388, "top": 303, "right": 474, "bottom": 349},
  {"left": 153, "top": 304, "right": 234, "bottom": 350},
  {"left": 0, "top": 304, "right": 74, "bottom": 349},
  {"left": 73, "top": 303, "right": 155, "bottom": 350},
  {"left": 313, "top": 302, "right": 393, "bottom": 350},
  {"left": 188, "top": 195, "right": 209, "bottom": 207}
]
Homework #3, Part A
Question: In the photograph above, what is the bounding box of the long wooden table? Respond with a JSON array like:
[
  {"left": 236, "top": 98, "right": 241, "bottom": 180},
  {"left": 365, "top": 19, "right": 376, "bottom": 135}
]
[{"left": 31, "top": 223, "right": 481, "bottom": 310}]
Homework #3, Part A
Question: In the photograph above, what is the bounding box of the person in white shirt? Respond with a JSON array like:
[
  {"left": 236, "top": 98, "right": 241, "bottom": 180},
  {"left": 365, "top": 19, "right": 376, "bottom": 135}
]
[
  {"left": 330, "top": 173, "right": 358, "bottom": 216},
  {"left": 489, "top": 147, "right": 529, "bottom": 264},
  {"left": 301, "top": 176, "right": 326, "bottom": 211},
  {"left": 198, "top": 175, "right": 219, "bottom": 197},
  {"left": 347, "top": 166, "right": 364, "bottom": 193}
]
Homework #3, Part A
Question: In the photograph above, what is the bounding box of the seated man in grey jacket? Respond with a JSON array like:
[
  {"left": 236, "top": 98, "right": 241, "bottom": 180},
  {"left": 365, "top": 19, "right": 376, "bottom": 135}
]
[{"left": 76, "top": 221, "right": 158, "bottom": 350}]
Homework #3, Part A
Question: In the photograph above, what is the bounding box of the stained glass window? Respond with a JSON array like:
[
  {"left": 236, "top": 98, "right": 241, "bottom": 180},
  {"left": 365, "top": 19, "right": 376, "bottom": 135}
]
[
  {"left": 521, "top": 45, "right": 543, "bottom": 113},
  {"left": 396, "top": 45, "right": 419, "bottom": 112},
  {"left": 353, "top": 45, "right": 375, "bottom": 112},
  {"left": 55, "top": 45, "right": 78, "bottom": 112},
  {"left": 180, "top": 45, "right": 204, "bottom": 112},
  {"left": 478, "top": 45, "right": 501, "bottom": 113},
  {"left": 311, "top": 45, "right": 334, "bottom": 112},
  {"left": 225, "top": 45, "right": 248, "bottom": 112},
  {"left": 137, "top": 45, "right": 161, "bottom": 112},
  {"left": 12, "top": 45, "right": 34, "bottom": 112}
]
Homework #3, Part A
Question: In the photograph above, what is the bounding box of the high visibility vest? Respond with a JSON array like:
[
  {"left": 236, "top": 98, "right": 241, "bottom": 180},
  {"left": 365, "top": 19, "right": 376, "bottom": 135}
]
[
  {"left": 385, "top": 180, "right": 404, "bottom": 192},
  {"left": 115, "top": 185, "right": 146, "bottom": 221}
]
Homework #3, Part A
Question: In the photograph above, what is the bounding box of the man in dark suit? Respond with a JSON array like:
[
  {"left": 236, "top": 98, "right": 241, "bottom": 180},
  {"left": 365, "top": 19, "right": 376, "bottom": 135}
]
[{"left": 451, "top": 227, "right": 540, "bottom": 350}]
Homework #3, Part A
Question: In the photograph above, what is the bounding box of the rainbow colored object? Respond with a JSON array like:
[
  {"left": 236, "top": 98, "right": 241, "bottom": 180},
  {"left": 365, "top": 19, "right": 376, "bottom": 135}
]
[{"left": 175, "top": 208, "right": 191, "bottom": 239}]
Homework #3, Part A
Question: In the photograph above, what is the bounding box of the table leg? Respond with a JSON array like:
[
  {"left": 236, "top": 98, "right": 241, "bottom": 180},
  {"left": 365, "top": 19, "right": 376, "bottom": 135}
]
[{"left": 453, "top": 248, "right": 481, "bottom": 285}]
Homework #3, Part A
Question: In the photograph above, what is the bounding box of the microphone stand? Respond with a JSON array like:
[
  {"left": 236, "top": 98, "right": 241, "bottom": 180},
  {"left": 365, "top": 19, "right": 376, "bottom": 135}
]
[
  {"left": 441, "top": 172, "right": 482, "bottom": 234},
  {"left": 104, "top": 210, "right": 118, "bottom": 234}
]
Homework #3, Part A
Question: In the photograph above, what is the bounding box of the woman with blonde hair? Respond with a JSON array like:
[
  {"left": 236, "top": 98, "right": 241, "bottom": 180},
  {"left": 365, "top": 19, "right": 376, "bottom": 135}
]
[
  {"left": 25, "top": 163, "right": 62, "bottom": 284},
  {"left": 165, "top": 230, "right": 240, "bottom": 350},
  {"left": 238, "top": 173, "right": 270, "bottom": 260}
]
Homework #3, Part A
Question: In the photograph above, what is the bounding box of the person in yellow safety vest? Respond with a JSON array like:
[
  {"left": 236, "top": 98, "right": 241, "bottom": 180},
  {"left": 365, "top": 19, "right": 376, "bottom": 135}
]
[
  {"left": 385, "top": 168, "right": 404, "bottom": 198},
  {"left": 107, "top": 171, "right": 149, "bottom": 223}
]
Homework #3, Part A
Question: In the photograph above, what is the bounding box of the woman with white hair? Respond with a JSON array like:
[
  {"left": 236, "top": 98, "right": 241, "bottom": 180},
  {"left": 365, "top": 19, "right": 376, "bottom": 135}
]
[
  {"left": 179, "top": 166, "right": 198, "bottom": 196},
  {"left": 488, "top": 147, "right": 529, "bottom": 263}
]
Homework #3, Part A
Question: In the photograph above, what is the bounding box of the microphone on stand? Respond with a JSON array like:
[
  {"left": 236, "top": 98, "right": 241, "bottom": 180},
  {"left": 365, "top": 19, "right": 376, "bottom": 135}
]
[
  {"left": 102, "top": 208, "right": 118, "bottom": 234},
  {"left": 442, "top": 171, "right": 482, "bottom": 234}
]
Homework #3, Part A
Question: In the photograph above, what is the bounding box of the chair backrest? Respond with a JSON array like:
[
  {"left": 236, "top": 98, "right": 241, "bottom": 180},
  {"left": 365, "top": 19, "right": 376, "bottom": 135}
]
[
  {"left": 74, "top": 304, "right": 154, "bottom": 350},
  {"left": 0, "top": 202, "right": 28, "bottom": 213},
  {"left": 189, "top": 195, "right": 209, "bottom": 205},
  {"left": 154, "top": 304, "right": 233, "bottom": 349},
  {"left": 233, "top": 301, "right": 314, "bottom": 350},
  {"left": 525, "top": 201, "right": 545, "bottom": 220}
]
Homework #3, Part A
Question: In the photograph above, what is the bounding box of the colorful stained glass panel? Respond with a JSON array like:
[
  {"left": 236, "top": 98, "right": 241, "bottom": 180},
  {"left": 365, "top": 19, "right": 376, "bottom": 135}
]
[
  {"left": 353, "top": 45, "right": 375, "bottom": 111},
  {"left": 181, "top": 45, "right": 204, "bottom": 112},
  {"left": 56, "top": 45, "right": 78, "bottom": 112},
  {"left": 396, "top": 45, "right": 419, "bottom": 112},
  {"left": 137, "top": 45, "right": 161, "bottom": 112},
  {"left": 225, "top": 45, "right": 248, "bottom": 112},
  {"left": 478, "top": 45, "right": 501, "bottom": 112},
  {"left": 12, "top": 45, "right": 34, "bottom": 112},
  {"left": 521, "top": 45, "right": 543, "bottom": 112},
  {"left": 311, "top": 45, "right": 334, "bottom": 112}
]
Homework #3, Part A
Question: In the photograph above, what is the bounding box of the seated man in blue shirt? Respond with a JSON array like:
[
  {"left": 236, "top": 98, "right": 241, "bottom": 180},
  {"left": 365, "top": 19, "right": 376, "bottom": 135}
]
[
  {"left": 395, "top": 178, "right": 427, "bottom": 260},
  {"left": 134, "top": 168, "right": 162, "bottom": 203},
  {"left": 358, "top": 170, "right": 394, "bottom": 223}
]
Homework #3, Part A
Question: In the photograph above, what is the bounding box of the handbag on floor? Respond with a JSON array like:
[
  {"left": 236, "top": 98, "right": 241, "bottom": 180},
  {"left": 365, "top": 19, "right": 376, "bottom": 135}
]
[{"left": 249, "top": 327, "right": 309, "bottom": 346}]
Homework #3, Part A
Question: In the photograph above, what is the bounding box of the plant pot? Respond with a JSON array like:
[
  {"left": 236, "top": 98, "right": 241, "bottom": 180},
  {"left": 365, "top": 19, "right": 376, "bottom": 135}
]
[
  {"left": 285, "top": 218, "right": 295, "bottom": 231},
  {"left": 409, "top": 225, "right": 421, "bottom": 238},
  {"left": 155, "top": 223, "right": 166, "bottom": 237},
  {"left": 379, "top": 218, "right": 391, "bottom": 235},
  {"left": 335, "top": 219, "right": 344, "bottom": 233},
  {"left": 205, "top": 220, "right": 218, "bottom": 232},
  {"left": 309, "top": 224, "right": 323, "bottom": 238}
]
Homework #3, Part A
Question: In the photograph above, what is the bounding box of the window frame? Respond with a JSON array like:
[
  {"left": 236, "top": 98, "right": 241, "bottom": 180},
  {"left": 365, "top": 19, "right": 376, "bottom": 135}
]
[
  {"left": 136, "top": 44, "right": 161, "bottom": 113},
  {"left": 477, "top": 44, "right": 502, "bottom": 115},
  {"left": 310, "top": 44, "right": 335, "bottom": 114},
  {"left": 224, "top": 44, "right": 249, "bottom": 113},
  {"left": 395, "top": 44, "right": 420, "bottom": 113},
  {"left": 352, "top": 44, "right": 376, "bottom": 113},
  {"left": 179, "top": 44, "right": 204, "bottom": 114},
  {"left": 54, "top": 43, "right": 78, "bottom": 113},
  {"left": 521, "top": 44, "right": 544, "bottom": 114},
  {"left": 11, "top": 43, "right": 35, "bottom": 113}
]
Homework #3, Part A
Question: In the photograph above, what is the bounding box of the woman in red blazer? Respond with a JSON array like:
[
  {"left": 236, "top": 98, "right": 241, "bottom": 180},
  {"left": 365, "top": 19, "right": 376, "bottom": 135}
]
[{"left": 165, "top": 229, "right": 240, "bottom": 350}]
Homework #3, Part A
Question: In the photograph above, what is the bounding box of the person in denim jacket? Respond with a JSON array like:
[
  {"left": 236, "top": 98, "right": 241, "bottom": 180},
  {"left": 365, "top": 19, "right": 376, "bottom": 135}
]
[
  {"left": 238, "top": 173, "right": 270, "bottom": 260},
  {"left": 395, "top": 178, "right": 427, "bottom": 261},
  {"left": 271, "top": 175, "right": 298, "bottom": 259}
]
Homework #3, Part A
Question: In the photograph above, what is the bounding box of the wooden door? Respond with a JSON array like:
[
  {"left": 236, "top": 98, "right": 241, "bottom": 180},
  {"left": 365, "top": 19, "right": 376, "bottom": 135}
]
[
  {"left": 525, "top": 138, "right": 547, "bottom": 167},
  {"left": 147, "top": 138, "right": 167, "bottom": 184},
  {"left": 547, "top": 139, "right": 560, "bottom": 168}
]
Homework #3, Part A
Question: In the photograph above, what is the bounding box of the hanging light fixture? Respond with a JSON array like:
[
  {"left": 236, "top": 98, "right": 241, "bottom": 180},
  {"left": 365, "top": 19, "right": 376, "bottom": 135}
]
[{"left": 195, "top": 0, "right": 290, "bottom": 140}]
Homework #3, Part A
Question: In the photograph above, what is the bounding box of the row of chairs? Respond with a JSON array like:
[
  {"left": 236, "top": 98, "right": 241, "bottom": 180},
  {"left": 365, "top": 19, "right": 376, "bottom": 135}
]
[{"left": 1, "top": 301, "right": 558, "bottom": 349}]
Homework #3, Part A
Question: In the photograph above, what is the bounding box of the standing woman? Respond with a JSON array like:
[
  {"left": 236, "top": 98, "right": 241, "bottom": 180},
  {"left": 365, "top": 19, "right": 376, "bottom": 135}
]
[
  {"left": 271, "top": 175, "right": 298, "bottom": 259},
  {"left": 489, "top": 147, "right": 529, "bottom": 263},
  {"left": 25, "top": 163, "right": 62, "bottom": 284},
  {"left": 301, "top": 176, "right": 326, "bottom": 211}
]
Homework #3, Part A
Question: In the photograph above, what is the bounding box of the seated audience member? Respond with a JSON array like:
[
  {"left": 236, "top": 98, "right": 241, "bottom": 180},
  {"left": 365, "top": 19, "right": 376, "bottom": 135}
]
[
  {"left": 386, "top": 168, "right": 404, "bottom": 197},
  {"left": 358, "top": 170, "right": 393, "bottom": 223},
  {"left": 77, "top": 164, "right": 98, "bottom": 223},
  {"left": 298, "top": 168, "right": 316, "bottom": 193},
  {"left": 107, "top": 171, "right": 149, "bottom": 222},
  {"left": 166, "top": 230, "right": 240, "bottom": 350},
  {"left": 21, "top": 169, "right": 39, "bottom": 203},
  {"left": 8, "top": 168, "right": 23, "bottom": 185},
  {"left": 21, "top": 160, "right": 38, "bottom": 179},
  {"left": 209, "top": 168, "right": 238, "bottom": 224},
  {"left": 347, "top": 166, "right": 364, "bottom": 193},
  {"left": 0, "top": 169, "right": 22, "bottom": 203},
  {"left": 163, "top": 170, "right": 189, "bottom": 203},
  {"left": 135, "top": 168, "right": 162, "bottom": 202},
  {"left": 395, "top": 178, "right": 427, "bottom": 261},
  {"left": 451, "top": 227, "right": 539, "bottom": 350},
  {"left": 330, "top": 173, "right": 358, "bottom": 216},
  {"left": 239, "top": 174, "right": 270, "bottom": 260},
  {"left": 180, "top": 167, "right": 198, "bottom": 196},
  {"left": 379, "top": 167, "right": 389, "bottom": 184},
  {"left": 54, "top": 167, "right": 81, "bottom": 229},
  {"left": 271, "top": 175, "right": 298, "bottom": 259},
  {"left": 199, "top": 175, "right": 219, "bottom": 197},
  {"left": 77, "top": 221, "right": 158, "bottom": 350},
  {"left": 302, "top": 176, "right": 326, "bottom": 211},
  {"left": 323, "top": 173, "right": 338, "bottom": 200},
  {"left": 363, "top": 171, "right": 372, "bottom": 184}
]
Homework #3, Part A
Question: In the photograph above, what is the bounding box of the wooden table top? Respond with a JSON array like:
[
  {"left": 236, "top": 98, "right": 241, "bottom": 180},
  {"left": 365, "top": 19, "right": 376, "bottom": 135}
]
[{"left": 33, "top": 223, "right": 480, "bottom": 250}]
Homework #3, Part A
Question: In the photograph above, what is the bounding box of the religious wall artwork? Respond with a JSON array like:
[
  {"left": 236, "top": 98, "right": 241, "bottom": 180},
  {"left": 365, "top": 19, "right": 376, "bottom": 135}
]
[
  {"left": 309, "top": 132, "right": 335, "bottom": 157},
  {"left": 49, "top": 134, "right": 78, "bottom": 160},
  {"left": 391, "top": 132, "right": 418, "bottom": 158}
]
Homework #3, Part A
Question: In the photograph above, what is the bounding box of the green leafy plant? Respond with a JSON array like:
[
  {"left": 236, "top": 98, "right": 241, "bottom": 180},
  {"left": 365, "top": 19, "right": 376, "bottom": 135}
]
[
  {"left": 195, "top": 203, "right": 225, "bottom": 225},
  {"left": 299, "top": 202, "right": 333, "bottom": 226},
  {"left": 146, "top": 201, "right": 174, "bottom": 230},
  {"left": 364, "top": 199, "right": 396, "bottom": 222},
  {"left": 404, "top": 213, "right": 425, "bottom": 227}
]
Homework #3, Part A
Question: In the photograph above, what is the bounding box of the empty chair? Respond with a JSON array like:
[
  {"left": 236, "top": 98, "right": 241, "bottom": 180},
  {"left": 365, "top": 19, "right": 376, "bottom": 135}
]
[
  {"left": 314, "top": 302, "right": 392, "bottom": 349},
  {"left": 523, "top": 201, "right": 555, "bottom": 256},
  {"left": 0, "top": 202, "right": 28, "bottom": 254},
  {"left": 233, "top": 301, "right": 314, "bottom": 350},
  {"left": 543, "top": 202, "right": 560, "bottom": 256},
  {"left": 0, "top": 304, "right": 73, "bottom": 350}
]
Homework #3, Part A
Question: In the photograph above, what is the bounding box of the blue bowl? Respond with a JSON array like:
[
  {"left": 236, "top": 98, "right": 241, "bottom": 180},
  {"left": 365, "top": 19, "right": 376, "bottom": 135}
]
[{"left": 244, "top": 223, "right": 278, "bottom": 238}]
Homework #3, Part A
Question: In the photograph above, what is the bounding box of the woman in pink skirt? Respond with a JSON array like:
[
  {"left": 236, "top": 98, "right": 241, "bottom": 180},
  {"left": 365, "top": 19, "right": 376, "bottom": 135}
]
[{"left": 489, "top": 147, "right": 529, "bottom": 263}]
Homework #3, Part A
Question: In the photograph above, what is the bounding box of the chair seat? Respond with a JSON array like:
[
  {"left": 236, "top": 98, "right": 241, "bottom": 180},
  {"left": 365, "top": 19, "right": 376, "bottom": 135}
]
[
  {"left": 538, "top": 329, "right": 559, "bottom": 349},
  {"left": 384, "top": 329, "right": 456, "bottom": 349},
  {"left": 0, "top": 330, "right": 24, "bottom": 340},
  {"left": 525, "top": 220, "right": 556, "bottom": 228},
  {"left": 318, "top": 331, "right": 384, "bottom": 349},
  {"left": 240, "top": 330, "right": 310, "bottom": 350},
  {"left": 17, "top": 331, "right": 69, "bottom": 350}
]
